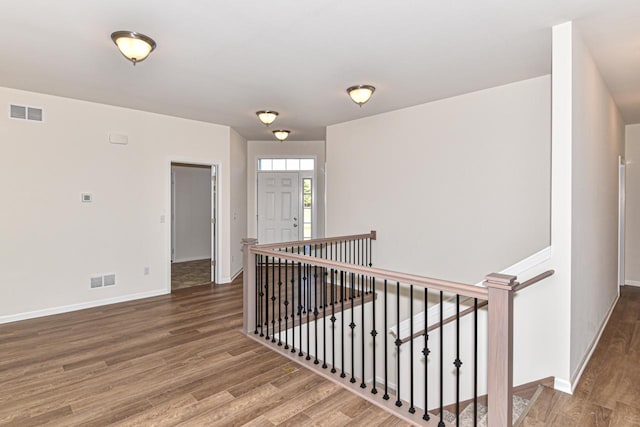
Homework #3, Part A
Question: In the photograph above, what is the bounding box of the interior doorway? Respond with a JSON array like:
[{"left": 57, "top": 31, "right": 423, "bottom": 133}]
[
  {"left": 619, "top": 156, "right": 626, "bottom": 288},
  {"left": 171, "top": 162, "right": 216, "bottom": 291}
]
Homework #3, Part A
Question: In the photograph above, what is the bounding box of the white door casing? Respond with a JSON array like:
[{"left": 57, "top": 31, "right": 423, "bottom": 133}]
[{"left": 258, "top": 172, "right": 300, "bottom": 244}]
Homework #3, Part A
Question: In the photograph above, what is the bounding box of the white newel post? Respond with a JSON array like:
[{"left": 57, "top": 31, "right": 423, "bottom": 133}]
[
  {"left": 242, "top": 238, "right": 258, "bottom": 334},
  {"left": 484, "top": 273, "right": 516, "bottom": 427}
]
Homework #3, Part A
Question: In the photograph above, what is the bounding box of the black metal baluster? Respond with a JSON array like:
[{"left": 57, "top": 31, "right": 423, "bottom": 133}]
[
  {"left": 371, "top": 276, "right": 378, "bottom": 395},
  {"left": 259, "top": 255, "right": 264, "bottom": 337},
  {"left": 455, "top": 294, "right": 462, "bottom": 426},
  {"left": 409, "top": 285, "right": 415, "bottom": 414},
  {"left": 395, "top": 282, "right": 402, "bottom": 407},
  {"left": 350, "top": 272, "right": 356, "bottom": 384},
  {"left": 284, "top": 250, "right": 289, "bottom": 349},
  {"left": 369, "top": 237, "right": 373, "bottom": 295},
  {"left": 306, "top": 261, "right": 311, "bottom": 361},
  {"left": 298, "top": 253, "right": 303, "bottom": 357},
  {"left": 423, "top": 287, "right": 430, "bottom": 422},
  {"left": 439, "top": 290, "right": 444, "bottom": 427},
  {"left": 331, "top": 268, "right": 336, "bottom": 373},
  {"left": 474, "top": 298, "right": 478, "bottom": 427},
  {"left": 360, "top": 272, "right": 366, "bottom": 389},
  {"left": 265, "top": 256, "right": 270, "bottom": 341},
  {"left": 271, "top": 255, "right": 276, "bottom": 343},
  {"left": 340, "top": 270, "right": 346, "bottom": 378},
  {"left": 322, "top": 248, "right": 327, "bottom": 369},
  {"left": 277, "top": 256, "right": 282, "bottom": 346},
  {"left": 291, "top": 247, "right": 296, "bottom": 353},
  {"left": 314, "top": 245, "right": 319, "bottom": 364},
  {"left": 383, "top": 279, "right": 389, "bottom": 400}
]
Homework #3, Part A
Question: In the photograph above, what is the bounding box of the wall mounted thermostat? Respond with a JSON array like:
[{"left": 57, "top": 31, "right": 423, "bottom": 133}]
[{"left": 81, "top": 193, "right": 93, "bottom": 203}]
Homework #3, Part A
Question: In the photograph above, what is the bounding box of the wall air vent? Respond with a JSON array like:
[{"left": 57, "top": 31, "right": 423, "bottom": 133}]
[
  {"left": 9, "top": 104, "right": 43, "bottom": 122},
  {"left": 90, "top": 276, "right": 103, "bottom": 288},
  {"left": 103, "top": 274, "right": 116, "bottom": 287},
  {"left": 10, "top": 104, "right": 26, "bottom": 119},
  {"left": 27, "top": 107, "right": 43, "bottom": 122}
]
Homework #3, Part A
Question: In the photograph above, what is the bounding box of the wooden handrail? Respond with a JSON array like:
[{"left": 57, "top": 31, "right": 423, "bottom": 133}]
[
  {"left": 250, "top": 246, "right": 489, "bottom": 300},
  {"left": 513, "top": 269, "right": 555, "bottom": 293},
  {"left": 399, "top": 269, "right": 555, "bottom": 344},
  {"left": 400, "top": 299, "right": 488, "bottom": 344},
  {"left": 253, "top": 230, "right": 376, "bottom": 250}
]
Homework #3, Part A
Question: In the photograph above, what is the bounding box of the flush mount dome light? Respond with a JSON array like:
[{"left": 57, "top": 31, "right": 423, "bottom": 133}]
[
  {"left": 272, "top": 130, "right": 290, "bottom": 141},
  {"left": 111, "top": 31, "right": 157, "bottom": 66},
  {"left": 256, "top": 110, "right": 279, "bottom": 126},
  {"left": 347, "top": 84, "right": 375, "bottom": 106}
]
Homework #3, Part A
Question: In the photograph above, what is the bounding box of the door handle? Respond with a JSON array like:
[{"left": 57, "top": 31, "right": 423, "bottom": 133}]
[
  {"left": 293, "top": 224, "right": 298, "bottom": 227},
  {"left": 293, "top": 217, "right": 297, "bottom": 221}
]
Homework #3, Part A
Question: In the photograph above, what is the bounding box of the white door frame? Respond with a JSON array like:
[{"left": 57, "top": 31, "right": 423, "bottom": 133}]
[
  {"left": 167, "top": 160, "right": 220, "bottom": 292},
  {"left": 255, "top": 156, "right": 317, "bottom": 243},
  {"left": 619, "top": 156, "right": 626, "bottom": 289}
]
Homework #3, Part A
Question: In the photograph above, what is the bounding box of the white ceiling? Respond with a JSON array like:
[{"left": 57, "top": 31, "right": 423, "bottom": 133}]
[{"left": 1, "top": 1, "right": 640, "bottom": 140}]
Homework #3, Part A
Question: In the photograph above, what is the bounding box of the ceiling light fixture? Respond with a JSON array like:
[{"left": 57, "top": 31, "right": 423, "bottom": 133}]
[
  {"left": 272, "top": 130, "right": 290, "bottom": 142},
  {"left": 347, "top": 84, "right": 376, "bottom": 106},
  {"left": 111, "top": 31, "right": 157, "bottom": 66},
  {"left": 256, "top": 110, "right": 279, "bottom": 126}
]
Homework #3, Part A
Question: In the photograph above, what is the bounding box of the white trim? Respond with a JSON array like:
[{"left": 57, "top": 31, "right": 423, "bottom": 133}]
[
  {"left": 219, "top": 275, "right": 233, "bottom": 284},
  {"left": 0, "top": 289, "right": 168, "bottom": 325},
  {"left": 568, "top": 292, "right": 620, "bottom": 394},
  {"left": 625, "top": 280, "right": 640, "bottom": 287},
  {"left": 167, "top": 159, "right": 221, "bottom": 292},
  {"left": 230, "top": 268, "right": 243, "bottom": 282},
  {"left": 390, "top": 246, "right": 552, "bottom": 339},
  {"left": 172, "top": 256, "right": 211, "bottom": 263},
  {"left": 255, "top": 155, "right": 318, "bottom": 241},
  {"left": 553, "top": 378, "right": 573, "bottom": 395}
]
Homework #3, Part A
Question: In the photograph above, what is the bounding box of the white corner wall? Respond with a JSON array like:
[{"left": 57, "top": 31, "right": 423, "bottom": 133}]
[
  {"left": 326, "top": 76, "right": 551, "bottom": 283},
  {"left": 230, "top": 129, "right": 247, "bottom": 279},
  {"left": 247, "top": 140, "right": 326, "bottom": 239},
  {"left": 171, "top": 165, "right": 212, "bottom": 263},
  {"left": 625, "top": 124, "right": 640, "bottom": 284},
  {"left": 0, "top": 86, "right": 234, "bottom": 322},
  {"left": 569, "top": 24, "right": 625, "bottom": 380}
]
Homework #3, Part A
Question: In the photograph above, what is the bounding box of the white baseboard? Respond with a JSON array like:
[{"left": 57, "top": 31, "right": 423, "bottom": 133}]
[
  {"left": 172, "top": 256, "right": 211, "bottom": 263},
  {"left": 0, "top": 289, "right": 169, "bottom": 325},
  {"left": 553, "top": 378, "right": 573, "bottom": 394},
  {"left": 567, "top": 292, "right": 619, "bottom": 394},
  {"left": 625, "top": 280, "right": 640, "bottom": 287},
  {"left": 231, "top": 268, "right": 243, "bottom": 281}
]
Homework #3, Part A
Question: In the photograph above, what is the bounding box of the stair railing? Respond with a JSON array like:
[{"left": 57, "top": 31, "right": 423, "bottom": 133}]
[{"left": 242, "top": 231, "right": 523, "bottom": 427}]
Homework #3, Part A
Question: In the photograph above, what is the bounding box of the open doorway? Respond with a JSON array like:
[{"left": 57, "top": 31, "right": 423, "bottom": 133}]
[{"left": 171, "top": 162, "right": 216, "bottom": 291}]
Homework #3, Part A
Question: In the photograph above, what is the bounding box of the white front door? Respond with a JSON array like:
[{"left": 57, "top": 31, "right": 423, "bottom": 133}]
[{"left": 258, "top": 172, "right": 300, "bottom": 244}]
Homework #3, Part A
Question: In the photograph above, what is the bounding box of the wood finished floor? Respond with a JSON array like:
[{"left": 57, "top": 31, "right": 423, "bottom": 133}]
[
  {"left": 171, "top": 259, "right": 212, "bottom": 290},
  {"left": 0, "top": 275, "right": 406, "bottom": 426},
  {"left": 521, "top": 285, "right": 640, "bottom": 426}
]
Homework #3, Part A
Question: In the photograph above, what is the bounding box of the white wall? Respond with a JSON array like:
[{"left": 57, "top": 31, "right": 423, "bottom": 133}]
[
  {"left": 172, "top": 165, "right": 211, "bottom": 263},
  {"left": 230, "top": 129, "right": 247, "bottom": 278},
  {"left": 569, "top": 24, "right": 625, "bottom": 380},
  {"left": 247, "top": 140, "right": 326, "bottom": 239},
  {"left": 326, "top": 76, "right": 551, "bottom": 283},
  {"left": 0, "top": 86, "right": 233, "bottom": 322},
  {"left": 625, "top": 124, "right": 640, "bottom": 284}
]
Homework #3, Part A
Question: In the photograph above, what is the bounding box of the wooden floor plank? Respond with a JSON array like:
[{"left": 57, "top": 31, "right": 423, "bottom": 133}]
[
  {"left": 0, "top": 275, "right": 399, "bottom": 426},
  {"left": 522, "top": 286, "right": 640, "bottom": 427}
]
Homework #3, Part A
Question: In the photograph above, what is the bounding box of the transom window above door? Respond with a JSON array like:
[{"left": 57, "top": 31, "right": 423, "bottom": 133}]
[{"left": 258, "top": 158, "right": 314, "bottom": 171}]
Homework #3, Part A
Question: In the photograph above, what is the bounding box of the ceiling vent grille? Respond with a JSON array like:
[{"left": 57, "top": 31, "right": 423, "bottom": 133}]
[{"left": 9, "top": 104, "right": 43, "bottom": 122}]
